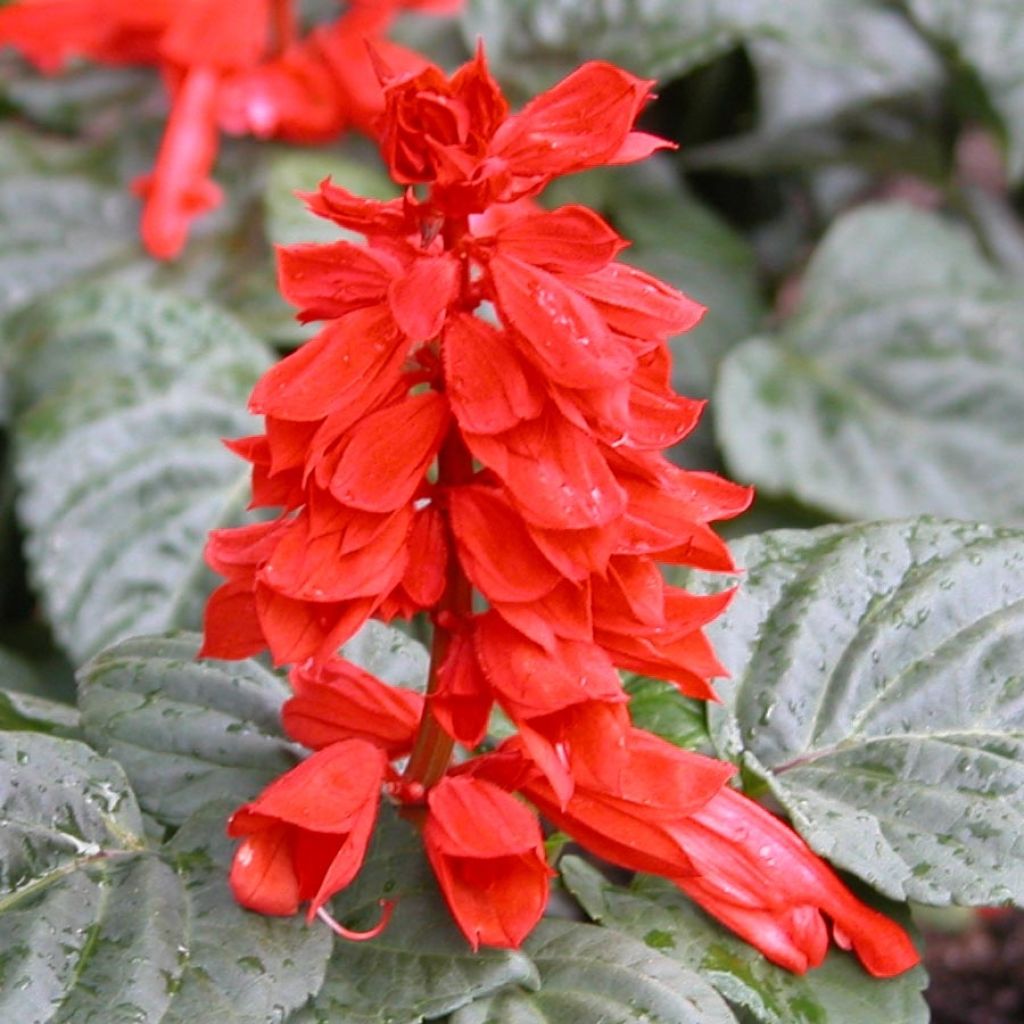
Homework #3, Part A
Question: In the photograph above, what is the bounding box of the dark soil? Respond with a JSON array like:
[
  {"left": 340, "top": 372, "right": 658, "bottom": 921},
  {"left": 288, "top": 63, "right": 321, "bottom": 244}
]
[{"left": 925, "top": 910, "right": 1024, "bottom": 1024}]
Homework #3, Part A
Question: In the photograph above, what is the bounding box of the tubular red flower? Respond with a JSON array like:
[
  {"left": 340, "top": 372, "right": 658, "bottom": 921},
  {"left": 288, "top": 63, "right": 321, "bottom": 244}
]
[
  {"left": 228, "top": 739, "right": 386, "bottom": 918},
  {"left": 666, "top": 787, "right": 921, "bottom": 977},
  {"left": 424, "top": 776, "right": 551, "bottom": 950}
]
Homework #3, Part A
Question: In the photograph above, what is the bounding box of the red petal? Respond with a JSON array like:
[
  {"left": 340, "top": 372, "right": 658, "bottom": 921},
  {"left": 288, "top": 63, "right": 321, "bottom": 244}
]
[
  {"left": 302, "top": 177, "right": 410, "bottom": 238},
  {"left": 229, "top": 825, "right": 300, "bottom": 916},
  {"left": 276, "top": 241, "right": 393, "bottom": 323},
  {"left": 284, "top": 658, "right": 424, "bottom": 756},
  {"left": 199, "top": 579, "right": 265, "bottom": 660},
  {"left": 442, "top": 313, "right": 545, "bottom": 434},
  {"left": 258, "top": 504, "right": 410, "bottom": 601},
  {"left": 564, "top": 262, "right": 705, "bottom": 340},
  {"left": 254, "top": 585, "right": 377, "bottom": 666},
  {"left": 449, "top": 486, "right": 562, "bottom": 602},
  {"left": 475, "top": 613, "right": 624, "bottom": 716},
  {"left": 328, "top": 391, "right": 449, "bottom": 511},
  {"left": 491, "top": 62, "right": 657, "bottom": 178},
  {"left": 249, "top": 306, "right": 405, "bottom": 421},
  {"left": 425, "top": 776, "right": 549, "bottom": 949},
  {"left": 431, "top": 630, "right": 493, "bottom": 748},
  {"left": 490, "top": 254, "right": 634, "bottom": 388},
  {"left": 388, "top": 254, "right": 460, "bottom": 342},
  {"left": 238, "top": 739, "right": 386, "bottom": 832},
  {"left": 494, "top": 205, "right": 626, "bottom": 274},
  {"left": 466, "top": 411, "right": 625, "bottom": 529}
]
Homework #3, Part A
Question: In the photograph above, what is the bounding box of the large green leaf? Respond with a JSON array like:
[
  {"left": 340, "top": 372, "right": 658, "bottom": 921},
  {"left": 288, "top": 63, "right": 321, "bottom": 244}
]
[
  {"left": 161, "top": 802, "right": 333, "bottom": 1024},
  {"left": 294, "top": 806, "right": 539, "bottom": 1024},
  {"left": 561, "top": 858, "right": 928, "bottom": 1024},
  {"left": 11, "top": 284, "right": 272, "bottom": 663},
  {"left": 451, "top": 918, "right": 738, "bottom": 1024},
  {"left": 0, "top": 688, "right": 79, "bottom": 737},
  {"left": 0, "top": 175, "right": 137, "bottom": 322},
  {"left": 715, "top": 203, "right": 1024, "bottom": 523},
  {"left": 78, "top": 634, "right": 298, "bottom": 828},
  {"left": 703, "top": 518, "right": 1024, "bottom": 906},
  {"left": 903, "top": 0, "right": 1024, "bottom": 182},
  {"left": 0, "top": 735, "right": 331, "bottom": 1024}
]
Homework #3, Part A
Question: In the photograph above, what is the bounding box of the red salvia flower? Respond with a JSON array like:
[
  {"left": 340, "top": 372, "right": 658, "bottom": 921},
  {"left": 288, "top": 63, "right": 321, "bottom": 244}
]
[
  {"left": 199, "top": 45, "right": 919, "bottom": 977},
  {"left": 228, "top": 738, "right": 386, "bottom": 923},
  {"left": 666, "top": 787, "right": 922, "bottom": 978},
  {"left": 423, "top": 776, "right": 551, "bottom": 949}
]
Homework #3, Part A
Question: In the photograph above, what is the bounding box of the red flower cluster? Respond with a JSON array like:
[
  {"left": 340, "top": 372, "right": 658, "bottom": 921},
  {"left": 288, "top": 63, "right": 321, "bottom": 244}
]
[
  {"left": 202, "top": 49, "right": 920, "bottom": 975},
  {"left": 0, "top": 0, "right": 461, "bottom": 258}
]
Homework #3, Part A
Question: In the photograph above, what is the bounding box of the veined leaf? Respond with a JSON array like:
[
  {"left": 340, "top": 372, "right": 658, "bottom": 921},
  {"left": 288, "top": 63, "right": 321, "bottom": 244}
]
[
  {"left": 451, "top": 918, "right": 738, "bottom": 1024},
  {"left": 705, "top": 518, "right": 1024, "bottom": 906},
  {"left": 78, "top": 634, "right": 297, "bottom": 828},
  {"left": 715, "top": 203, "right": 1024, "bottom": 524},
  {"left": 903, "top": 0, "right": 1024, "bottom": 182},
  {"left": 0, "top": 735, "right": 331, "bottom": 1024},
  {"left": 561, "top": 857, "right": 928, "bottom": 1024},
  {"left": 11, "top": 284, "right": 272, "bottom": 663}
]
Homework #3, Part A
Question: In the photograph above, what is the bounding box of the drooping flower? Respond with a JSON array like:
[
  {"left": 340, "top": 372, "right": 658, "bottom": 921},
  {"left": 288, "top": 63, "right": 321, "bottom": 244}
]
[
  {"left": 423, "top": 775, "right": 551, "bottom": 949},
  {"left": 227, "top": 738, "right": 386, "bottom": 921},
  {"left": 666, "top": 787, "right": 922, "bottom": 977}
]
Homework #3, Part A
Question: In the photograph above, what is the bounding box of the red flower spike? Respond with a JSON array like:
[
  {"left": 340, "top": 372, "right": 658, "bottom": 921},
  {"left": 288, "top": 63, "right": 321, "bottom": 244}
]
[
  {"left": 228, "top": 739, "right": 386, "bottom": 919},
  {"left": 133, "top": 66, "right": 223, "bottom": 260},
  {"left": 200, "top": 44, "right": 918, "bottom": 978},
  {"left": 424, "top": 776, "right": 550, "bottom": 949},
  {"left": 666, "top": 788, "right": 921, "bottom": 977}
]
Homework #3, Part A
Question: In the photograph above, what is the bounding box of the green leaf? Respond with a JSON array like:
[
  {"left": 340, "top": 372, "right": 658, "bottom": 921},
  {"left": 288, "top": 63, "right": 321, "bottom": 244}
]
[
  {"left": 683, "top": 7, "right": 940, "bottom": 175},
  {"left": 340, "top": 620, "right": 430, "bottom": 692},
  {"left": 161, "top": 802, "right": 333, "bottom": 1024},
  {"left": 11, "top": 284, "right": 272, "bottom": 662},
  {"left": 626, "top": 677, "right": 712, "bottom": 754},
  {"left": 463, "top": 0, "right": 936, "bottom": 104},
  {"left": 903, "top": 0, "right": 1024, "bottom": 182},
  {"left": 561, "top": 858, "right": 929, "bottom": 1024},
  {"left": 296, "top": 806, "right": 539, "bottom": 1024},
  {"left": 0, "top": 733, "right": 172, "bottom": 1024},
  {"left": 0, "top": 736, "right": 330, "bottom": 1024},
  {"left": 451, "top": 918, "right": 738, "bottom": 1024},
  {"left": 78, "top": 633, "right": 298, "bottom": 828},
  {"left": 0, "top": 688, "right": 79, "bottom": 737},
  {"left": 0, "top": 174, "right": 137, "bottom": 321},
  {"left": 704, "top": 518, "right": 1024, "bottom": 906},
  {"left": 715, "top": 203, "right": 1024, "bottom": 523}
]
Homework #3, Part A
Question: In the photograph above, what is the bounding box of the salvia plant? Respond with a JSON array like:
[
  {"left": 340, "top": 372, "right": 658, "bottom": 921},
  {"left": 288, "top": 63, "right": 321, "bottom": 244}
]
[{"left": 1, "top": 3, "right": 1023, "bottom": 1024}]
